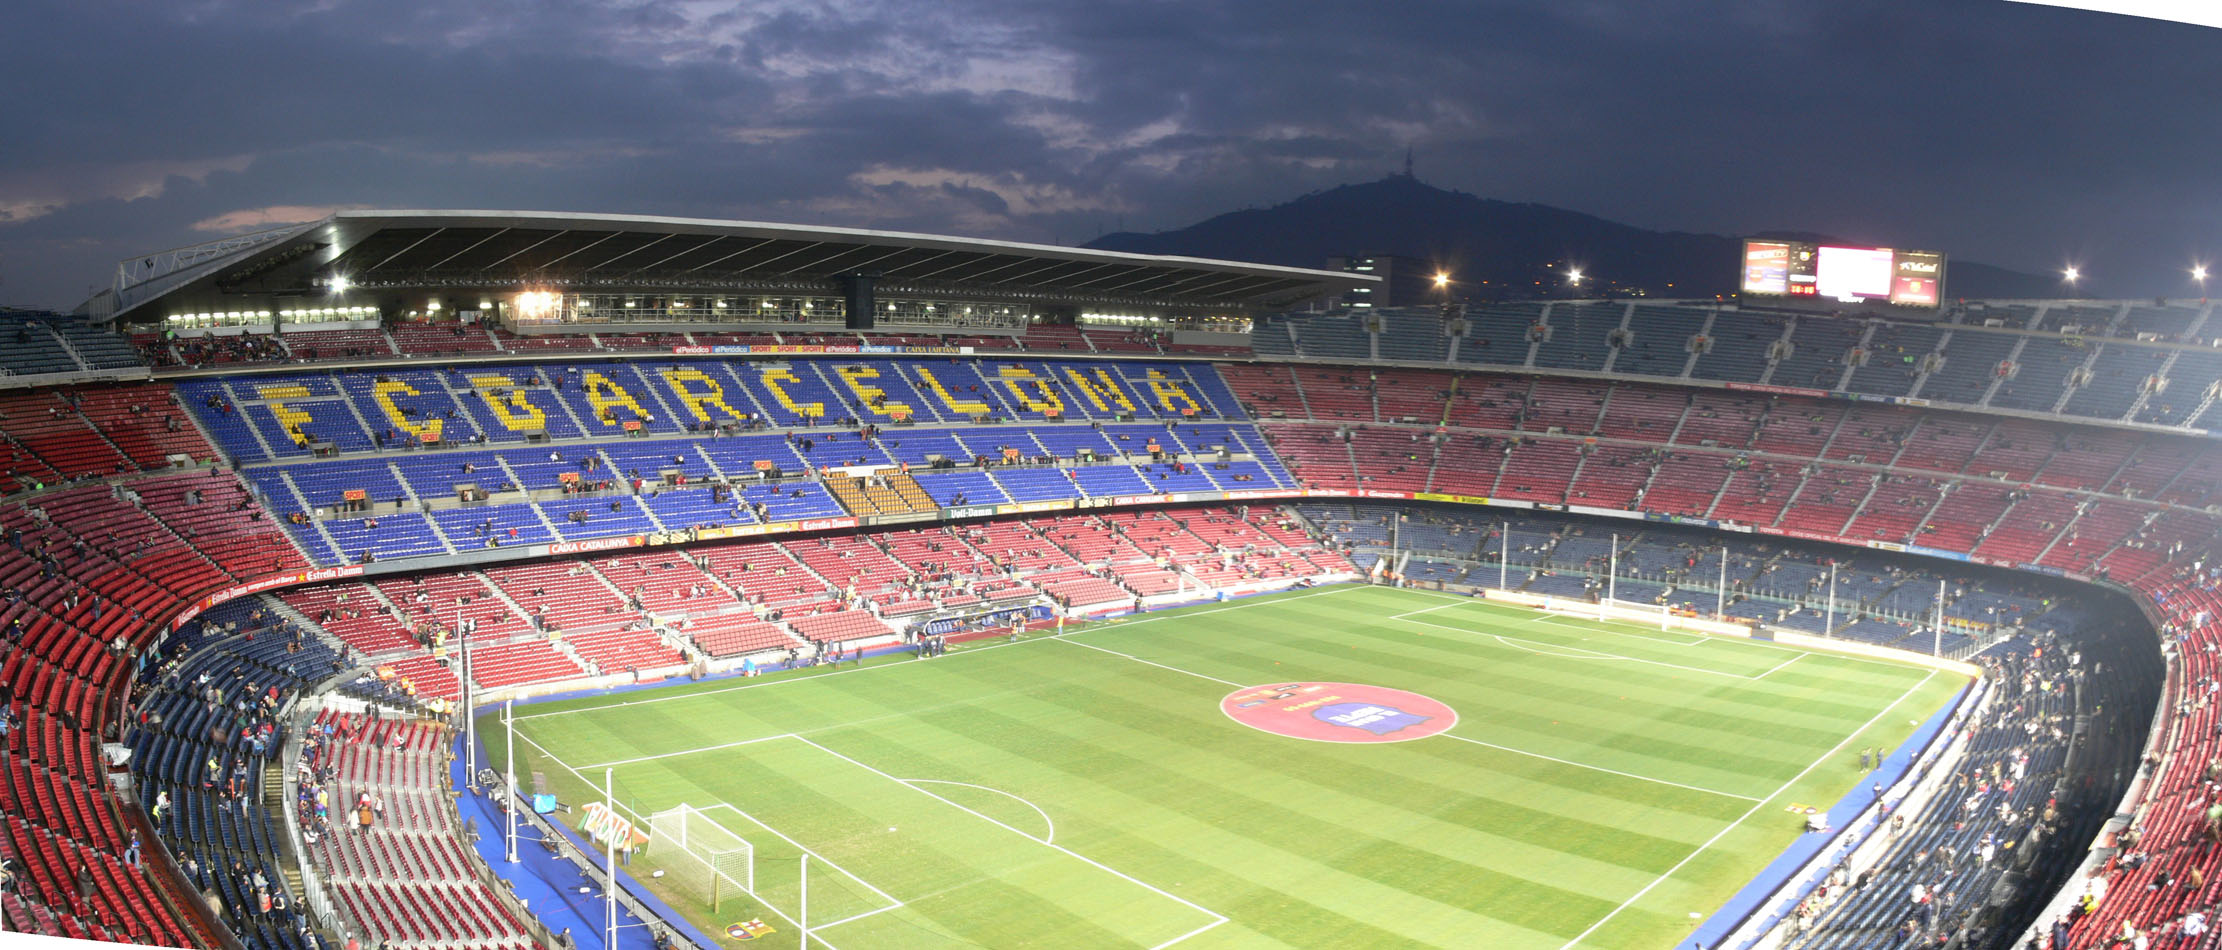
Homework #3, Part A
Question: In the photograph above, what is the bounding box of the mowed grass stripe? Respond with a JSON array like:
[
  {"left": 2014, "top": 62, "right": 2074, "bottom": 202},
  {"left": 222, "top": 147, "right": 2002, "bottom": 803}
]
[
  {"left": 1234, "top": 624, "right": 1866, "bottom": 752},
  {"left": 500, "top": 585, "right": 1966, "bottom": 950},
  {"left": 1565, "top": 671, "right": 1966, "bottom": 949},
  {"left": 817, "top": 699, "right": 1487, "bottom": 947},
  {"left": 1355, "top": 594, "right": 1900, "bottom": 686},
  {"left": 829, "top": 660, "right": 1688, "bottom": 942},
  {"left": 1075, "top": 594, "right": 1918, "bottom": 793},
  {"left": 905, "top": 667, "right": 1684, "bottom": 889},
  {"left": 1062, "top": 609, "right": 1787, "bottom": 809},
  {"left": 619, "top": 753, "right": 1176, "bottom": 949},
  {"left": 973, "top": 664, "right": 1719, "bottom": 876}
]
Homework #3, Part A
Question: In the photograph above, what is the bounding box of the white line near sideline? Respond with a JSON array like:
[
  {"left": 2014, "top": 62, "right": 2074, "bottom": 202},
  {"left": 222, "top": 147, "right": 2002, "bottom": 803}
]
[
  {"left": 1553, "top": 669, "right": 1942, "bottom": 950},
  {"left": 581, "top": 731, "right": 796, "bottom": 769},
  {"left": 789, "top": 735, "right": 1232, "bottom": 947},
  {"left": 508, "top": 729, "right": 833, "bottom": 947},
  {"left": 1054, "top": 635, "right": 1245, "bottom": 687},
  {"left": 513, "top": 584, "right": 1367, "bottom": 723},
  {"left": 1753, "top": 653, "right": 1805, "bottom": 680},
  {"left": 1377, "top": 585, "right": 1914, "bottom": 670},
  {"left": 1437, "top": 734, "right": 1762, "bottom": 802},
  {"left": 1391, "top": 614, "right": 1750, "bottom": 679}
]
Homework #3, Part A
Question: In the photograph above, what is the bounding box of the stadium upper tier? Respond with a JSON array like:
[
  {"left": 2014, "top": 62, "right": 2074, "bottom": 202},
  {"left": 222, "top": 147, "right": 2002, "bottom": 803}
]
[
  {"left": 123, "top": 357, "right": 2217, "bottom": 577},
  {"left": 1259, "top": 300, "right": 2222, "bottom": 431},
  {"left": 47, "top": 295, "right": 2222, "bottom": 440}
]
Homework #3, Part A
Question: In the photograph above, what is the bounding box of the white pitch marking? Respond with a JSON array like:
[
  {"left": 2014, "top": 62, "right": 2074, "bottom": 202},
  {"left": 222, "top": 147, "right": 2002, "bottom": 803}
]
[
  {"left": 789, "top": 735, "right": 1231, "bottom": 942},
  {"left": 1377, "top": 585, "right": 1912, "bottom": 669},
  {"left": 899, "top": 779, "right": 1059, "bottom": 845},
  {"left": 1753, "top": 653, "right": 1805, "bottom": 681},
  {"left": 1054, "top": 635, "right": 1245, "bottom": 687},
  {"left": 515, "top": 584, "right": 1366, "bottom": 722},
  {"left": 1394, "top": 614, "right": 1749, "bottom": 679},
  {"left": 507, "top": 730, "right": 831, "bottom": 947},
  {"left": 807, "top": 902, "right": 906, "bottom": 931},
  {"left": 1437, "top": 734, "right": 1762, "bottom": 802},
  {"left": 1554, "top": 669, "right": 1942, "bottom": 950},
  {"left": 580, "top": 731, "right": 797, "bottom": 769}
]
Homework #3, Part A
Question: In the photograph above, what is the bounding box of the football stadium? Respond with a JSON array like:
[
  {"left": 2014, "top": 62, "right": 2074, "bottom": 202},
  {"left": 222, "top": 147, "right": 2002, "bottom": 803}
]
[{"left": 0, "top": 206, "right": 2216, "bottom": 950}]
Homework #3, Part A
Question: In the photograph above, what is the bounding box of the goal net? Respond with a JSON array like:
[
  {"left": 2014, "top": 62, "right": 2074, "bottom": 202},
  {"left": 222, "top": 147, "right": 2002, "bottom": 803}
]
[
  {"left": 1598, "top": 597, "right": 1673, "bottom": 630},
  {"left": 648, "top": 804, "right": 754, "bottom": 910}
]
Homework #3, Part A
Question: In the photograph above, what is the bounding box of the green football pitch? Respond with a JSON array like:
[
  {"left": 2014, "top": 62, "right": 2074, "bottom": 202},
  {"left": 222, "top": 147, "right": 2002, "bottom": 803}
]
[{"left": 491, "top": 584, "right": 1965, "bottom": 950}]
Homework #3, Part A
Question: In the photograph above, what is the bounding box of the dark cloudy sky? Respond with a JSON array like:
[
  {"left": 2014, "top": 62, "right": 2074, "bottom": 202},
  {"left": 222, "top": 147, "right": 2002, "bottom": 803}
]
[{"left": 0, "top": 0, "right": 2216, "bottom": 308}]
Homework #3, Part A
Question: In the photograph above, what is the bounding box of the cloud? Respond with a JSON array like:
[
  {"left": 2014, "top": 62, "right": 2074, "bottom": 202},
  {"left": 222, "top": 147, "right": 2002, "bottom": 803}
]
[
  {"left": 0, "top": 155, "right": 255, "bottom": 229},
  {"left": 191, "top": 204, "right": 369, "bottom": 233},
  {"left": 0, "top": 0, "right": 2219, "bottom": 307}
]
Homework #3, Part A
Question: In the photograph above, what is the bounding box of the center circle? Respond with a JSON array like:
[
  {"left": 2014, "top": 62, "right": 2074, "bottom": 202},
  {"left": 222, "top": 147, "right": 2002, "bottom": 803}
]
[{"left": 1220, "top": 682, "right": 1458, "bottom": 743}]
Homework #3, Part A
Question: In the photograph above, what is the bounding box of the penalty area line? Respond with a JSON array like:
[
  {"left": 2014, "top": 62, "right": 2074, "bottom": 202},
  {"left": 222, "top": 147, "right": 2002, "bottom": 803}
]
[
  {"left": 790, "top": 734, "right": 1231, "bottom": 939},
  {"left": 579, "top": 732, "right": 796, "bottom": 769}
]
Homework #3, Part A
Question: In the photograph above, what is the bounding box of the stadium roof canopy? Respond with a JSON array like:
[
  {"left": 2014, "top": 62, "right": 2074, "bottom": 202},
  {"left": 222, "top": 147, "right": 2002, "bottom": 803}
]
[{"left": 100, "top": 210, "right": 1373, "bottom": 323}]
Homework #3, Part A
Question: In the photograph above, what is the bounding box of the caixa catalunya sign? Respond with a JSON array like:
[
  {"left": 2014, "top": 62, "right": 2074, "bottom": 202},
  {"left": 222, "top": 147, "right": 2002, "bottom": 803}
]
[{"left": 546, "top": 535, "right": 647, "bottom": 556}]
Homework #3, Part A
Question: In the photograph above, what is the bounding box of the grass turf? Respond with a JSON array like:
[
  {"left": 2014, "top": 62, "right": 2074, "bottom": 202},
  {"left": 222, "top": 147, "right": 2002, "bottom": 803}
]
[{"left": 491, "top": 584, "right": 1965, "bottom": 949}]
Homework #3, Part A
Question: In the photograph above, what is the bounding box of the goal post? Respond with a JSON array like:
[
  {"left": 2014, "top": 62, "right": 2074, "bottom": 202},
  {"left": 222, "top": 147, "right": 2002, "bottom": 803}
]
[
  {"left": 649, "top": 804, "right": 755, "bottom": 911},
  {"left": 1600, "top": 597, "right": 1673, "bottom": 631}
]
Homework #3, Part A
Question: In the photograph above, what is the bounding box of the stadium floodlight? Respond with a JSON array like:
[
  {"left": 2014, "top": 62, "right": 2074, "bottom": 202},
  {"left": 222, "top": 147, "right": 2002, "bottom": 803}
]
[
  {"left": 2062, "top": 265, "right": 2080, "bottom": 284},
  {"left": 513, "top": 291, "right": 563, "bottom": 318},
  {"left": 1433, "top": 271, "right": 1450, "bottom": 288},
  {"left": 326, "top": 274, "right": 352, "bottom": 294},
  {"left": 2194, "top": 265, "right": 2208, "bottom": 285},
  {"left": 1567, "top": 268, "right": 1584, "bottom": 285}
]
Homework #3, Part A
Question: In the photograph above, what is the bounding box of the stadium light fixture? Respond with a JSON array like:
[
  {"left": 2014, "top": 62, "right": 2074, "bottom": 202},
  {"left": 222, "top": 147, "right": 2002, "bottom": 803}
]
[
  {"left": 2194, "top": 265, "right": 2208, "bottom": 285},
  {"left": 512, "top": 291, "right": 562, "bottom": 319},
  {"left": 1567, "top": 268, "right": 1585, "bottom": 286},
  {"left": 326, "top": 274, "right": 352, "bottom": 294},
  {"left": 1433, "top": 272, "right": 1450, "bottom": 288},
  {"left": 2062, "top": 265, "right": 2080, "bottom": 284}
]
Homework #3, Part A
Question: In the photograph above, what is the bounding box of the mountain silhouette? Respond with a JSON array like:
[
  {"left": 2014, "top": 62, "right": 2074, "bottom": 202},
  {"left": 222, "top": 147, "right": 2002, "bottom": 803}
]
[{"left": 1084, "top": 175, "right": 2056, "bottom": 300}]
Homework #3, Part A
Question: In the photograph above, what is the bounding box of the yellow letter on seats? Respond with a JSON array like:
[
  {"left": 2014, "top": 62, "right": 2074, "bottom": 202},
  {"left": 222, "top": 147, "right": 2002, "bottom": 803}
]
[
  {"left": 758, "top": 367, "right": 824, "bottom": 419},
  {"left": 468, "top": 375, "right": 546, "bottom": 433},
  {"left": 913, "top": 366, "right": 989, "bottom": 416},
  {"left": 1143, "top": 369, "right": 1202, "bottom": 416},
  {"left": 1062, "top": 367, "right": 1136, "bottom": 413},
  {"left": 996, "top": 367, "right": 1063, "bottom": 415},
  {"left": 582, "top": 371, "right": 650, "bottom": 426},
  {"left": 836, "top": 365, "right": 914, "bottom": 419},
  {"left": 373, "top": 379, "right": 443, "bottom": 442},
  {"left": 664, "top": 368, "right": 749, "bottom": 424},
  {"left": 255, "top": 383, "right": 315, "bottom": 446}
]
